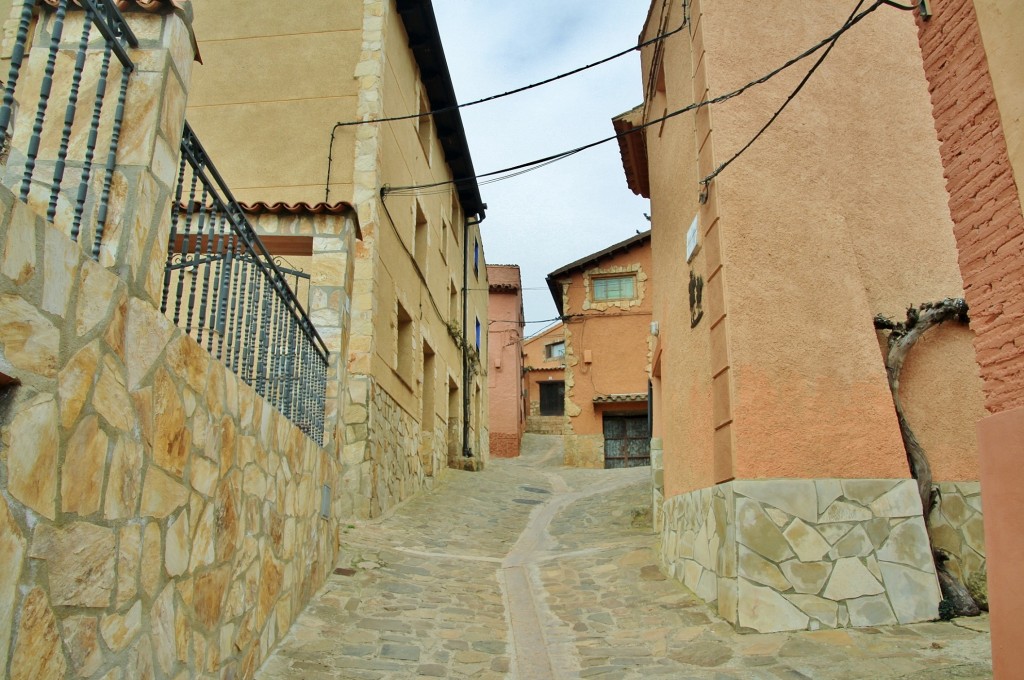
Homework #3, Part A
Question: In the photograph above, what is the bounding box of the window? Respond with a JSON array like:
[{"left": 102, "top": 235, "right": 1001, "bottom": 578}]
[
  {"left": 422, "top": 342, "right": 435, "bottom": 424},
  {"left": 396, "top": 302, "right": 413, "bottom": 380},
  {"left": 450, "top": 191, "right": 460, "bottom": 245},
  {"left": 416, "top": 90, "right": 432, "bottom": 162},
  {"left": 592, "top": 275, "right": 635, "bottom": 301},
  {"left": 449, "top": 281, "right": 459, "bottom": 322},
  {"left": 441, "top": 218, "right": 449, "bottom": 263},
  {"left": 414, "top": 202, "right": 428, "bottom": 273},
  {"left": 545, "top": 341, "right": 565, "bottom": 360},
  {"left": 473, "top": 239, "right": 479, "bottom": 277},
  {"left": 539, "top": 381, "right": 565, "bottom": 416},
  {"left": 475, "top": 317, "right": 481, "bottom": 350}
]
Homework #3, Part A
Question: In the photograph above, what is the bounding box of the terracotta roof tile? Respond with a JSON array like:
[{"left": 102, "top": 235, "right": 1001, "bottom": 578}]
[
  {"left": 593, "top": 393, "right": 648, "bottom": 404},
  {"left": 240, "top": 201, "right": 355, "bottom": 216}
]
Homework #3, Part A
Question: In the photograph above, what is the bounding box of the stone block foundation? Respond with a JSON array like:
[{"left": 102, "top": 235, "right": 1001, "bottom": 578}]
[{"left": 661, "top": 478, "right": 958, "bottom": 633}]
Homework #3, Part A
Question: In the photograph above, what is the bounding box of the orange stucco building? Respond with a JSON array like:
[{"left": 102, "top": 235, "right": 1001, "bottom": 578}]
[
  {"left": 914, "top": 2, "right": 1024, "bottom": 675},
  {"left": 546, "top": 231, "right": 654, "bottom": 468},
  {"left": 487, "top": 265, "right": 525, "bottom": 457},
  {"left": 523, "top": 323, "right": 566, "bottom": 436},
  {"left": 616, "top": 0, "right": 987, "bottom": 633}
]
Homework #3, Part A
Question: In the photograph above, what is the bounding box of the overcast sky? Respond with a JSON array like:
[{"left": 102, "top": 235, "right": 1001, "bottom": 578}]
[{"left": 432, "top": 2, "right": 653, "bottom": 336}]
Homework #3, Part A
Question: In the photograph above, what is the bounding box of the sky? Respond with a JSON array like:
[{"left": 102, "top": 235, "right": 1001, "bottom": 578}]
[{"left": 431, "top": 2, "right": 653, "bottom": 337}]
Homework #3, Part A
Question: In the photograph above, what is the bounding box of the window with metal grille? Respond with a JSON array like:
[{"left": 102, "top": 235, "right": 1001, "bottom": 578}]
[{"left": 539, "top": 381, "right": 564, "bottom": 416}]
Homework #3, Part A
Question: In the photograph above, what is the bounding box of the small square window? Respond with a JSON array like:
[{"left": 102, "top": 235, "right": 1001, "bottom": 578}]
[
  {"left": 545, "top": 341, "right": 565, "bottom": 360},
  {"left": 592, "top": 275, "right": 635, "bottom": 301}
]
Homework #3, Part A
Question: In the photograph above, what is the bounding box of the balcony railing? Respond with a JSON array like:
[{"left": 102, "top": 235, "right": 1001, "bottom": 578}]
[
  {"left": 0, "top": 0, "right": 137, "bottom": 256},
  {"left": 162, "top": 123, "right": 329, "bottom": 444}
]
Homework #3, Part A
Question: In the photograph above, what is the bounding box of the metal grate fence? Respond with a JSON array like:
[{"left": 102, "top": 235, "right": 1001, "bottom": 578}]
[
  {"left": 0, "top": 0, "right": 137, "bottom": 256},
  {"left": 162, "top": 123, "right": 329, "bottom": 444}
]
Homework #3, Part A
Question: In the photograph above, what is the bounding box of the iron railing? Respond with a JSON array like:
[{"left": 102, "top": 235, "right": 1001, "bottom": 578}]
[
  {"left": 162, "top": 123, "right": 329, "bottom": 444},
  {"left": 0, "top": 0, "right": 137, "bottom": 256}
]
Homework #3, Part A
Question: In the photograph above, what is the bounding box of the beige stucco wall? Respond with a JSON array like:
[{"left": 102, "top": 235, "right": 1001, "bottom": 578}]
[
  {"left": 974, "top": 0, "right": 1024, "bottom": 208},
  {"left": 186, "top": 1, "right": 490, "bottom": 516},
  {"left": 187, "top": 1, "right": 363, "bottom": 205},
  {"left": 347, "top": 2, "right": 489, "bottom": 508},
  {"left": 642, "top": 0, "right": 714, "bottom": 498},
  {"left": 644, "top": 0, "right": 984, "bottom": 498}
]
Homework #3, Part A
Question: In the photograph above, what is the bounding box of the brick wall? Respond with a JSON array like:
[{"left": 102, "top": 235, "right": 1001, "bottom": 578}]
[
  {"left": 489, "top": 432, "right": 521, "bottom": 458},
  {"left": 917, "top": 4, "right": 1024, "bottom": 414}
]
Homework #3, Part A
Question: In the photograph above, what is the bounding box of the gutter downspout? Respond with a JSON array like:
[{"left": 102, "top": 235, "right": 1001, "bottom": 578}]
[{"left": 463, "top": 213, "right": 483, "bottom": 458}]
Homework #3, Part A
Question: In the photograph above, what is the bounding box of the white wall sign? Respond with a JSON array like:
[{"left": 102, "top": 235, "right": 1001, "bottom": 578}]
[{"left": 686, "top": 214, "right": 700, "bottom": 262}]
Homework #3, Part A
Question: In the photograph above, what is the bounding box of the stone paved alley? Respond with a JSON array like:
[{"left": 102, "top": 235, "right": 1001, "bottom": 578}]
[{"left": 256, "top": 435, "right": 993, "bottom": 679}]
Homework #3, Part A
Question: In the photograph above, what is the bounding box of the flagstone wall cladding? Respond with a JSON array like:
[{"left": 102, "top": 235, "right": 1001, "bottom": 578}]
[
  {"left": 0, "top": 9, "right": 355, "bottom": 678},
  {"left": 0, "top": 184, "right": 350, "bottom": 678},
  {"left": 651, "top": 438, "right": 665, "bottom": 532},
  {"left": 563, "top": 433, "right": 604, "bottom": 468},
  {"left": 929, "top": 482, "right": 986, "bottom": 586},
  {"left": 661, "top": 478, "right": 952, "bottom": 633},
  {"left": 364, "top": 383, "right": 443, "bottom": 518}
]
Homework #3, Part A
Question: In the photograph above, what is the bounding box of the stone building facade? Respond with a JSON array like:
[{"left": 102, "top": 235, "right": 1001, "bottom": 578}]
[
  {"left": 0, "top": 5, "right": 360, "bottom": 678},
  {"left": 186, "top": 0, "right": 490, "bottom": 518},
  {"left": 914, "top": 2, "right": 1024, "bottom": 675},
  {"left": 616, "top": 0, "right": 987, "bottom": 632},
  {"left": 486, "top": 264, "right": 525, "bottom": 458},
  {"left": 546, "top": 231, "right": 653, "bottom": 469},
  {"left": 0, "top": 0, "right": 489, "bottom": 678}
]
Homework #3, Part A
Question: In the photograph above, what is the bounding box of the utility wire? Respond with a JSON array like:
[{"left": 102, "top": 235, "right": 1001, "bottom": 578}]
[
  {"left": 325, "top": 14, "right": 687, "bottom": 201},
  {"left": 332, "top": 19, "right": 689, "bottom": 131},
  {"left": 383, "top": 0, "right": 914, "bottom": 198},
  {"left": 699, "top": 0, "right": 913, "bottom": 187}
]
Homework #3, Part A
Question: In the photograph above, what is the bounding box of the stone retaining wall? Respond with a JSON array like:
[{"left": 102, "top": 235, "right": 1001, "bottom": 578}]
[
  {"left": 0, "top": 183, "right": 350, "bottom": 678},
  {"left": 563, "top": 432, "right": 604, "bottom": 468},
  {"left": 661, "top": 478, "right": 967, "bottom": 633},
  {"left": 526, "top": 413, "right": 564, "bottom": 434}
]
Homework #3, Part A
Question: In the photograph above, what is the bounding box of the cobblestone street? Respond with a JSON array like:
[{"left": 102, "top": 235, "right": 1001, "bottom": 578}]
[{"left": 256, "top": 435, "right": 993, "bottom": 679}]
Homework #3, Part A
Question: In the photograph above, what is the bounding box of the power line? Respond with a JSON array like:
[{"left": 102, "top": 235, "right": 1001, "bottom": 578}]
[
  {"left": 330, "top": 17, "right": 689, "bottom": 131},
  {"left": 324, "top": 12, "right": 688, "bottom": 201},
  {"left": 383, "top": 0, "right": 913, "bottom": 198},
  {"left": 699, "top": 0, "right": 914, "bottom": 187}
]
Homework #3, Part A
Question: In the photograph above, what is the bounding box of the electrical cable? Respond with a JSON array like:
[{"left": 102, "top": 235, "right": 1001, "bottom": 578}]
[
  {"left": 382, "top": 0, "right": 901, "bottom": 197},
  {"left": 330, "top": 18, "right": 689, "bottom": 131},
  {"left": 699, "top": 0, "right": 899, "bottom": 187},
  {"left": 324, "top": 11, "right": 688, "bottom": 201}
]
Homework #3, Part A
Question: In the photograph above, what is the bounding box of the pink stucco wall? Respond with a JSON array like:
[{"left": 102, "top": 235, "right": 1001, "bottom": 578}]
[{"left": 487, "top": 266, "right": 525, "bottom": 457}]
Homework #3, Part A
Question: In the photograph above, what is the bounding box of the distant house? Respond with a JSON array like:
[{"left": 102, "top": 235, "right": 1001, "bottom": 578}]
[
  {"left": 487, "top": 265, "right": 525, "bottom": 457},
  {"left": 545, "top": 231, "right": 653, "bottom": 468},
  {"left": 522, "top": 322, "right": 566, "bottom": 435}
]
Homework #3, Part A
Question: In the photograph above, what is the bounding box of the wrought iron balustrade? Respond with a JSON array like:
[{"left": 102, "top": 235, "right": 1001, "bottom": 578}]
[
  {"left": 163, "top": 123, "right": 329, "bottom": 445},
  {"left": 0, "top": 0, "right": 137, "bottom": 257}
]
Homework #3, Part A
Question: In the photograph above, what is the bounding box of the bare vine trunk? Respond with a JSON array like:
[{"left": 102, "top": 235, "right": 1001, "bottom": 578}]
[{"left": 874, "top": 298, "right": 979, "bottom": 618}]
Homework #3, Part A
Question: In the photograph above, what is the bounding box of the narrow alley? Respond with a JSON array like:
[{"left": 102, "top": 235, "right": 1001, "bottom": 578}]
[{"left": 257, "top": 435, "right": 992, "bottom": 679}]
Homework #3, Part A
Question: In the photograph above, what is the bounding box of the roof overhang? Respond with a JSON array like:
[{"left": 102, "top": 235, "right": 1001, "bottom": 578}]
[
  {"left": 593, "top": 393, "right": 648, "bottom": 404},
  {"left": 613, "top": 105, "right": 650, "bottom": 199},
  {"left": 395, "top": 1, "right": 485, "bottom": 219},
  {"left": 545, "top": 230, "right": 652, "bottom": 315}
]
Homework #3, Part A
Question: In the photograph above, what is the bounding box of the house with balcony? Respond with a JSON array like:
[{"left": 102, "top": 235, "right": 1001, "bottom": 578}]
[{"left": 545, "top": 230, "right": 653, "bottom": 468}]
